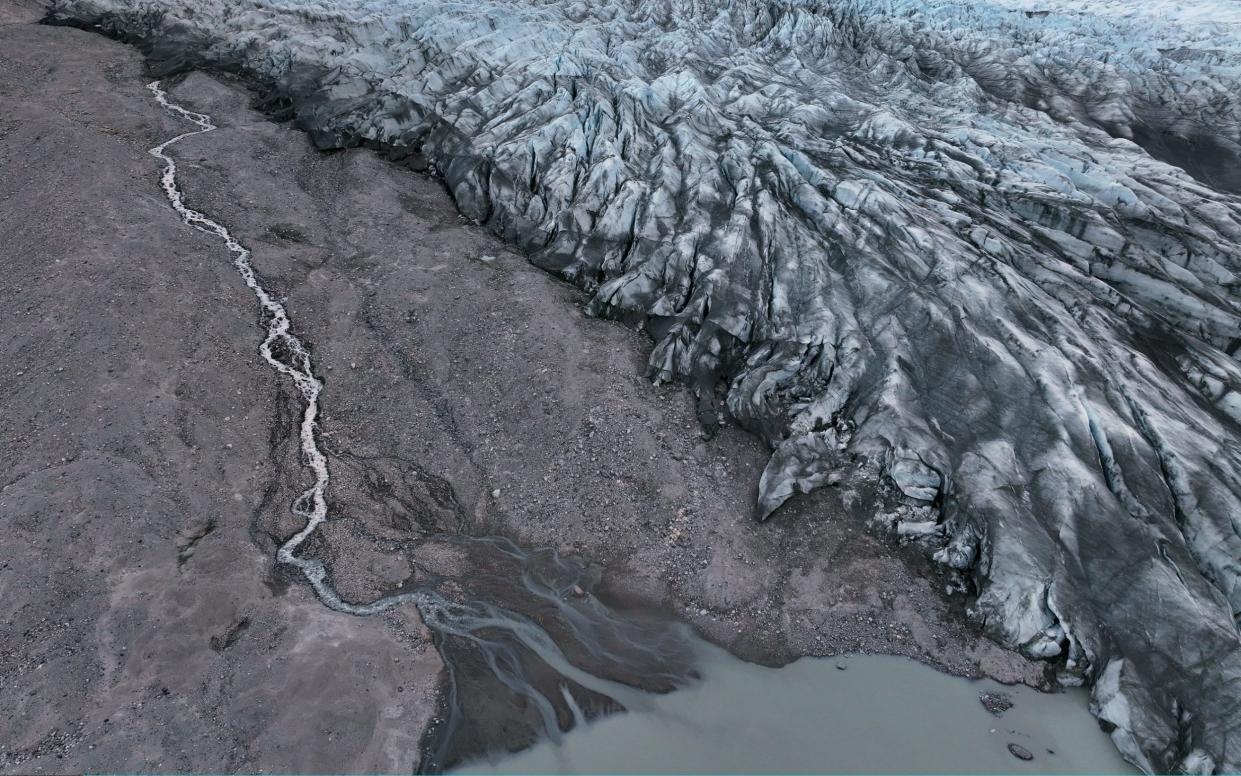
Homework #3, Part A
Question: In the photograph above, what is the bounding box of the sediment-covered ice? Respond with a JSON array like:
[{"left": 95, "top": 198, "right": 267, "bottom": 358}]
[{"left": 48, "top": 0, "right": 1241, "bottom": 770}]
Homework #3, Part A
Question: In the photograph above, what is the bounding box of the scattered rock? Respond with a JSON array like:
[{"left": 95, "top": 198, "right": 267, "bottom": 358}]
[
  {"left": 979, "top": 691, "right": 1013, "bottom": 716},
  {"left": 1007, "top": 743, "right": 1034, "bottom": 761}
]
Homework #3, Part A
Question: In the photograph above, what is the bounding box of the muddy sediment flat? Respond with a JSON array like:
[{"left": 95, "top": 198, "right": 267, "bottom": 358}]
[{"left": 3, "top": 4, "right": 1052, "bottom": 772}]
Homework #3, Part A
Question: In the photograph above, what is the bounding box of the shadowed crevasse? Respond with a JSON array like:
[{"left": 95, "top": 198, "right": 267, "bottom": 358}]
[{"left": 48, "top": 0, "right": 1241, "bottom": 771}]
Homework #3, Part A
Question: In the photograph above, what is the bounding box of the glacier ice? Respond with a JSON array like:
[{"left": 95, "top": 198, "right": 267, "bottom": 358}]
[{"left": 47, "top": 0, "right": 1241, "bottom": 770}]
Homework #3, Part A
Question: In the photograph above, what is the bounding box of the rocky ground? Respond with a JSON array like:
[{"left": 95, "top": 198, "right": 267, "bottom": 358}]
[{"left": 1, "top": 2, "right": 1044, "bottom": 772}]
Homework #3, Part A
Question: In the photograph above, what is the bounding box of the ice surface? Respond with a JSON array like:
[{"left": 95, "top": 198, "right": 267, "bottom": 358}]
[{"left": 48, "top": 0, "right": 1241, "bottom": 770}]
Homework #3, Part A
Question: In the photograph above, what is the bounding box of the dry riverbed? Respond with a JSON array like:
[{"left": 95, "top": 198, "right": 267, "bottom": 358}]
[{"left": 1, "top": 4, "right": 1048, "bottom": 772}]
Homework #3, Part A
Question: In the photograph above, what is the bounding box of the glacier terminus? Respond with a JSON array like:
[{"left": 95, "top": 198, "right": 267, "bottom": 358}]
[{"left": 45, "top": 0, "right": 1241, "bottom": 771}]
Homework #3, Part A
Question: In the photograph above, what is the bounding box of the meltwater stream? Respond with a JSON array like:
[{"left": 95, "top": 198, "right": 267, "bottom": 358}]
[
  {"left": 146, "top": 78, "right": 700, "bottom": 771},
  {"left": 146, "top": 79, "right": 1134, "bottom": 775},
  {"left": 148, "top": 81, "right": 371, "bottom": 614}
]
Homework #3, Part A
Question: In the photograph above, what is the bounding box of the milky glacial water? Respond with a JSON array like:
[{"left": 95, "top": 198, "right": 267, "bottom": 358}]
[{"left": 457, "top": 647, "right": 1138, "bottom": 774}]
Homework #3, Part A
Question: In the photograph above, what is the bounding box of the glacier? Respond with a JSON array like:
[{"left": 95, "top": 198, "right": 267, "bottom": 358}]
[{"left": 46, "top": 0, "right": 1241, "bottom": 770}]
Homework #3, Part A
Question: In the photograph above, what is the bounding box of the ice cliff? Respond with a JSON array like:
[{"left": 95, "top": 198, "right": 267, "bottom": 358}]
[{"left": 47, "top": 0, "right": 1241, "bottom": 770}]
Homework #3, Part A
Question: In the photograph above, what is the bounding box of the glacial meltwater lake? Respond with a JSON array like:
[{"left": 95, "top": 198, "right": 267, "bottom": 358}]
[{"left": 457, "top": 645, "right": 1138, "bottom": 774}]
